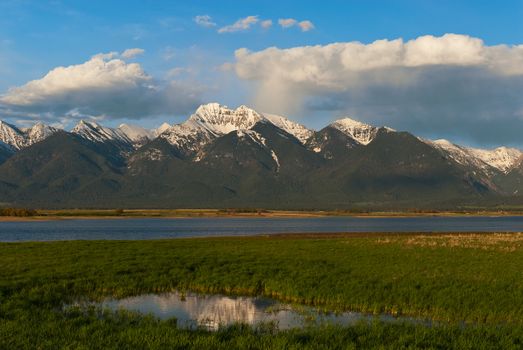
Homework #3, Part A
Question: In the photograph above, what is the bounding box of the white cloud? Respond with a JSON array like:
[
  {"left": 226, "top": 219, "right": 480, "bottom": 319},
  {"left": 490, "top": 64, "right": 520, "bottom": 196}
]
[
  {"left": 218, "top": 15, "right": 259, "bottom": 33},
  {"left": 121, "top": 48, "right": 145, "bottom": 59},
  {"left": 278, "top": 18, "right": 297, "bottom": 28},
  {"left": 278, "top": 18, "right": 314, "bottom": 31},
  {"left": 194, "top": 15, "right": 216, "bottom": 28},
  {"left": 260, "top": 19, "right": 273, "bottom": 29},
  {"left": 298, "top": 20, "right": 314, "bottom": 32},
  {"left": 92, "top": 51, "right": 119, "bottom": 60},
  {"left": 0, "top": 51, "right": 202, "bottom": 122},
  {"left": 232, "top": 34, "right": 523, "bottom": 146},
  {"left": 235, "top": 34, "right": 523, "bottom": 86},
  {"left": 1, "top": 54, "right": 149, "bottom": 106}
]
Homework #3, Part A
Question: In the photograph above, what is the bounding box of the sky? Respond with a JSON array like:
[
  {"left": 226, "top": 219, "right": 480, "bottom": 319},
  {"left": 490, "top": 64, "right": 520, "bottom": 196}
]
[{"left": 1, "top": 0, "right": 523, "bottom": 148}]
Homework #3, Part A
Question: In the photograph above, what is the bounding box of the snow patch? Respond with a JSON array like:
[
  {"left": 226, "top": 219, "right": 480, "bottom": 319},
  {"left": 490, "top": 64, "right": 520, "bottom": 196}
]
[
  {"left": 0, "top": 121, "right": 27, "bottom": 150},
  {"left": 263, "top": 113, "right": 313, "bottom": 144},
  {"left": 72, "top": 120, "right": 132, "bottom": 145},
  {"left": 236, "top": 129, "right": 280, "bottom": 171},
  {"left": 468, "top": 146, "right": 522, "bottom": 172},
  {"left": 118, "top": 124, "right": 154, "bottom": 143},
  {"left": 145, "top": 148, "right": 164, "bottom": 161},
  {"left": 270, "top": 150, "right": 280, "bottom": 172},
  {"left": 426, "top": 138, "right": 522, "bottom": 173},
  {"left": 154, "top": 122, "right": 171, "bottom": 136},
  {"left": 0, "top": 120, "right": 59, "bottom": 149},
  {"left": 330, "top": 117, "right": 380, "bottom": 145}
]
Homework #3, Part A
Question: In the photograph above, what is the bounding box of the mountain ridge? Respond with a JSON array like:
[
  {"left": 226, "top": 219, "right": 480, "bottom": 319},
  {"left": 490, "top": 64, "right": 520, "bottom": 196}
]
[
  {"left": 1, "top": 103, "right": 518, "bottom": 171},
  {"left": 0, "top": 102, "right": 522, "bottom": 209}
]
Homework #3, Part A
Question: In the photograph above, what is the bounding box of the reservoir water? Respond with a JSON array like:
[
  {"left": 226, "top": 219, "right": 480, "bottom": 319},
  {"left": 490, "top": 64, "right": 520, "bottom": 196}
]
[{"left": 1, "top": 216, "right": 523, "bottom": 242}]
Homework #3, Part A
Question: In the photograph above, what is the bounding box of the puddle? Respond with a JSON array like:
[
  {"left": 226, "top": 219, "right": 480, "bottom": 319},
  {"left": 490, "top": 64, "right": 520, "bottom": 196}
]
[{"left": 84, "top": 291, "right": 430, "bottom": 330}]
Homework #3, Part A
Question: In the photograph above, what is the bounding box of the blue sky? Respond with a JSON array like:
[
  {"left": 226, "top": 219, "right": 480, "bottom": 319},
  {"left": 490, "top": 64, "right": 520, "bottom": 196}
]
[{"left": 1, "top": 0, "right": 523, "bottom": 147}]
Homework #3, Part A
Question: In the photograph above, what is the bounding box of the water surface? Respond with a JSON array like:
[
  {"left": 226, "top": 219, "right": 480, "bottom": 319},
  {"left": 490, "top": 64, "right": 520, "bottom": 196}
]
[
  {"left": 1, "top": 216, "right": 522, "bottom": 242},
  {"left": 93, "top": 292, "right": 424, "bottom": 330}
]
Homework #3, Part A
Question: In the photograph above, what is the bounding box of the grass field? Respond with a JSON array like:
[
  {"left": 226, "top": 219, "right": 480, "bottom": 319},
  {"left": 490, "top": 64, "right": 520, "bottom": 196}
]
[{"left": 1, "top": 233, "right": 523, "bottom": 348}]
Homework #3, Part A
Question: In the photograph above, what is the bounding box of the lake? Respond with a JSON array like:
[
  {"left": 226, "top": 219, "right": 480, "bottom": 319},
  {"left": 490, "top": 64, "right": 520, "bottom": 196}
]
[{"left": 1, "top": 216, "right": 523, "bottom": 242}]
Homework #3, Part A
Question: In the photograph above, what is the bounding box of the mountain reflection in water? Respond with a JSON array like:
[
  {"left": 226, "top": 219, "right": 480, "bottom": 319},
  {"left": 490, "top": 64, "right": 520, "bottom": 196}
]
[{"left": 99, "top": 292, "right": 426, "bottom": 330}]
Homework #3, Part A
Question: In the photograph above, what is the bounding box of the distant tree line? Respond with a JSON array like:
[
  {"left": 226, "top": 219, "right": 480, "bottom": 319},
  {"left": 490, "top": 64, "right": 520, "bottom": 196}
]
[{"left": 0, "top": 208, "right": 37, "bottom": 217}]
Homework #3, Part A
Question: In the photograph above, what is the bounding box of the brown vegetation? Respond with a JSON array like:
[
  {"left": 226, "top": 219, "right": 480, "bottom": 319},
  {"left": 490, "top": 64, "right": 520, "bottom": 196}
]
[{"left": 0, "top": 208, "right": 37, "bottom": 217}]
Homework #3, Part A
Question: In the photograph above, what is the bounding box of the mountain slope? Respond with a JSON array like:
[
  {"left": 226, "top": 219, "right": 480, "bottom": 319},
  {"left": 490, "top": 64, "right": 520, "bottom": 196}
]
[
  {"left": 305, "top": 130, "right": 494, "bottom": 207},
  {"left": 191, "top": 121, "right": 324, "bottom": 207},
  {"left": 72, "top": 120, "right": 133, "bottom": 152},
  {"left": 0, "top": 141, "right": 14, "bottom": 164},
  {"left": 306, "top": 126, "right": 364, "bottom": 160},
  {"left": 0, "top": 132, "right": 126, "bottom": 206},
  {"left": 24, "top": 122, "right": 60, "bottom": 146}
]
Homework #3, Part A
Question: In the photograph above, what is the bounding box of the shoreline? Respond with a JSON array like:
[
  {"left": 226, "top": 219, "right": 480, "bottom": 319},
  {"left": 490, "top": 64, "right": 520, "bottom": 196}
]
[{"left": 2, "top": 208, "right": 523, "bottom": 222}]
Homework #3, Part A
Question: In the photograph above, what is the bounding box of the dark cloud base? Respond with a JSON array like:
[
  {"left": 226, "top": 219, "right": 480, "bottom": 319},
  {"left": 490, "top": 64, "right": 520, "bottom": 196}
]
[{"left": 302, "top": 66, "right": 523, "bottom": 148}]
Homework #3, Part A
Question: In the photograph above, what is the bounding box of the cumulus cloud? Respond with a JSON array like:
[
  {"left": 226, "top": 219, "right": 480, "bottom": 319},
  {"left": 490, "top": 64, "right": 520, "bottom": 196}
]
[
  {"left": 298, "top": 20, "right": 314, "bottom": 32},
  {"left": 0, "top": 50, "right": 202, "bottom": 123},
  {"left": 278, "top": 18, "right": 297, "bottom": 28},
  {"left": 194, "top": 15, "right": 216, "bottom": 28},
  {"left": 278, "top": 18, "right": 314, "bottom": 31},
  {"left": 232, "top": 34, "right": 523, "bottom": 146},
  {"left": 218, "top": 15, "right": 259, "bottom": 33},
  {"left": 260, "top": 19, "right": 273, "bottom": 29},
  {"left": 121, "top": 48, "right": 145, "bottom": 59}
]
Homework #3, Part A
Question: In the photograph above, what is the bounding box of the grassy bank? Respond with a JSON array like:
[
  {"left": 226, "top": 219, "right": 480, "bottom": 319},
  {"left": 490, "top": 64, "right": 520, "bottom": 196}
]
[
  {"left": 4, "top": 207, "right": 523, "bottom": 221},
  {"left": 1, "top": 233, "right": 523, "bottom": 348}
]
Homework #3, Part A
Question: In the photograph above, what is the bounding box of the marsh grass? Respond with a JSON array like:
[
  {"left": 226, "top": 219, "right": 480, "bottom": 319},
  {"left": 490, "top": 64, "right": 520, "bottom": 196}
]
[{"left": 1, "top": 233, "right": 523, "bottom": 348}]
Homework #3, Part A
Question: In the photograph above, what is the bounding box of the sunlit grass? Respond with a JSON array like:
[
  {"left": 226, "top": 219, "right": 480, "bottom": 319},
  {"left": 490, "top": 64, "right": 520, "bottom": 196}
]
[{"left": 1, "top": 233, "right": 523, "bottom": 348}]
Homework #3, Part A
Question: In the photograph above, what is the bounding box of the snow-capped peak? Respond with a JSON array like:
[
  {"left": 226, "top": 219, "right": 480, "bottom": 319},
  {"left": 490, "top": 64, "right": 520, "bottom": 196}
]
[
  {"left": 263, "top": 113, "right": 314, "bottom": 144},
  {"left": 432, "top": 139, "right": 458, "bottom": 149},
  {"left": 154, "top": 122, "right": 171, "bottom": 136},
  {"left": 189, "top": 103, "right": 264, "bottom": 136},
  {"left": 330, "top": 117, "right": 380, "bottom": 145},
  {"left": 25, "top": 122, "right": 59, "bottom": 146},
  {"left": 72, "top": 120, "right": 131, "bottom": 145},
  {"left": 0, "top": 120, "right": 26, "bottom": 150},
  {"left": 468, "top": 146, "right": 522, "bottom": 173},
  {"left": 0, "top": 120, "right": 60, "bottom": 149},
  {"left": 160, "top": 103, "right": 317, "bottom": 157},
  {"left": 160, "top": 103, "right": 267, "bottom": 156},
  {"left": 428, "top": 139, "right": 487, "bottom": 170},
  {"left": 118, "top": 124, "right": 154, "bottom": 143},
  {"left": 426, "top": 138, "right": 522, "bottom": 173}
]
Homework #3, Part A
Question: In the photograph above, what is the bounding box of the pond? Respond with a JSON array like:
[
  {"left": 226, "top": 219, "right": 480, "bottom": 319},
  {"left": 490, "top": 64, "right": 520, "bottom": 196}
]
[{"left": 90, "top": 291, "right": 430, "bottom": 330}]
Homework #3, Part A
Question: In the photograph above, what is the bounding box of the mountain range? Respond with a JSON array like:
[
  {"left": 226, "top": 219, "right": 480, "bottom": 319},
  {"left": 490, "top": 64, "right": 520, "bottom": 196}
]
[{"left": 1, "top": 102, "right": 523, "bottom": 209}]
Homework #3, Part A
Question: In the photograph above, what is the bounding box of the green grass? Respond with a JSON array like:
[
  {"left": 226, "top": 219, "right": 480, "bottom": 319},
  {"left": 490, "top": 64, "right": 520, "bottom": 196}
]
[{"left": 1, "top": 233, "right": 523, "bottom": 348}]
